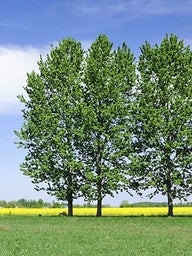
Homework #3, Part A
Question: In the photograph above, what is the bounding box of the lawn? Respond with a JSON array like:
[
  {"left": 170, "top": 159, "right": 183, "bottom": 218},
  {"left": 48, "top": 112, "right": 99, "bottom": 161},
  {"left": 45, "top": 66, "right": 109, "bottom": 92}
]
[{"left": 0, "top": 216, "right": 192, "bottom": 256}]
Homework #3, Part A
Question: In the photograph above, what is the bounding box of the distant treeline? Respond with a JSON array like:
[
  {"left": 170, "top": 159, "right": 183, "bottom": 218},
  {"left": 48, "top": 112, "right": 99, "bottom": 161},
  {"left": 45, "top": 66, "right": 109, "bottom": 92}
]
[
  {"left": 1, "top": 199, "right": 192, "bottom": 208},
  {"left": 0, "top": 199, "right": 66, "bottom": 208},
  {"left": 120, "top": 200, "right": 192, "bottom": 208}
]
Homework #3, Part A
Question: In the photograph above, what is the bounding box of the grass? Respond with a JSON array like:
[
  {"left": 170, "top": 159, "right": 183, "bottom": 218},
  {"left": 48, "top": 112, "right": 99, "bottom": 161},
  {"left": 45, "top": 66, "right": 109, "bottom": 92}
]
[{"left": 0, "top": 216, "right": 192, "bottom": 256}]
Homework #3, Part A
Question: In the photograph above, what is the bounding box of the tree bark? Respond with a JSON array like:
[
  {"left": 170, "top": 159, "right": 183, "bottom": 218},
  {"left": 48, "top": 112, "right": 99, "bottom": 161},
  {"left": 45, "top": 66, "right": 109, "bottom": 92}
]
[
  {"left": 67, "top": 171, "right": 73, "bottom": 217},
  {"left": 167, "top": 190, "right": 173, "bottom": 217},
  {"left": 167, "top": 194, "right": 173, "bottom": 217},
  {"left": 68, "top": 197, "right": 73, "bottom": 217},
  {"left": 166, "top": 158, "right": 174, "bottom": 217},
  {"left": 96, "top": 181, "right": 102, "bottom": 217},
  {"left": 96, "top": 197, "right": 102, "bottom": 217}
]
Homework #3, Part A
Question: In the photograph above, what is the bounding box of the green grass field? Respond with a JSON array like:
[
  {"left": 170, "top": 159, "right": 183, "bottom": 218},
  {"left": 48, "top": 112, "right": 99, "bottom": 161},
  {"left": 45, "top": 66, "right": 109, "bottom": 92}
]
[{"left": 0, "top": 216, "right": 192, "bottom": 256}]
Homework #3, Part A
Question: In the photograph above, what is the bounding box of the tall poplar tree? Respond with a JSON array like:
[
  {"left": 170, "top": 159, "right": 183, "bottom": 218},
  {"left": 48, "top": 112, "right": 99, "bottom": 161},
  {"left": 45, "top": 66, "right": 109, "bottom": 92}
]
[
  {"left": 132, "top": 34, "right": 192, "bottom": 216},
  {"left": 15, "top": 38, "right": 84, "bottom": 216},
  {"left": 77, "top": 35, "right": 136, "bottom": 216}
]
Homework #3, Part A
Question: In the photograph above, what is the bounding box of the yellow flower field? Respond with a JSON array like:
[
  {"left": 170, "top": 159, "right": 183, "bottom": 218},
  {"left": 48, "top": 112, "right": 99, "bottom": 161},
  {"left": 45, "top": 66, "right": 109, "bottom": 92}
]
[
  {"left": 0, "top": 208, "right": 65, "bottom": 216},
  {"left": 73, "top": 207, "right": 192, "bottom": 216},
  {"left": 0, "top": 207, "right": 192, "bottom": 216}
]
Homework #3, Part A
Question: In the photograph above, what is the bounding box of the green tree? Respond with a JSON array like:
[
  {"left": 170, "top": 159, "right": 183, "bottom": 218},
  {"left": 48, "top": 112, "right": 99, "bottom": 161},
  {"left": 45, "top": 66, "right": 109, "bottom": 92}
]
[
  {"left": 132, "top": 34, "right": 192, "bottom": 216},
  {"left": 120, "top": 200, "right": 130, "bottom": 208},
  {"left": 15, "top": 38, "right": 84, "bottom": 216},
  {"left": 36, "top": 199, "right": 44, "bottom": 208},
  {"left": 0, "top": 200, "right": 7, "bottom": 207},
  {"left": 8, "top": 201, "right": 17, "bottom": 208},
  {"left": 17, "top": 198, "right": 29, "bottom": 207},
  {"left": 77, "top": 35, "right": 136, "bottom": 216}
]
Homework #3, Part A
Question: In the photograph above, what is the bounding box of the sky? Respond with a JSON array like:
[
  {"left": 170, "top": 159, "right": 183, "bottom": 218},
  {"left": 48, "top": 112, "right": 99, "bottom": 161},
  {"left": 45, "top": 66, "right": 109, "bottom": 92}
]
[{"left": 0, "top": 0, "right": 192, "bottom": 206}]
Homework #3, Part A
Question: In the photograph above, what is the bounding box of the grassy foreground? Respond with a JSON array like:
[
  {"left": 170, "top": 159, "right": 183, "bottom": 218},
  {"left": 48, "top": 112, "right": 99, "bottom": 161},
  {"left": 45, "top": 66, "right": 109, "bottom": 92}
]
[{"left": 0, "top": 216, "right": 192, "bottom": 256}]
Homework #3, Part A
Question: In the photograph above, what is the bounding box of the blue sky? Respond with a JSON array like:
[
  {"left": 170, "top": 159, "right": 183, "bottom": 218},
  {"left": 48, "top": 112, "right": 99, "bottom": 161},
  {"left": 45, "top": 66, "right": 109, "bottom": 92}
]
[{"left": 0, "top": 0, "right": 192, "bottom": 205}]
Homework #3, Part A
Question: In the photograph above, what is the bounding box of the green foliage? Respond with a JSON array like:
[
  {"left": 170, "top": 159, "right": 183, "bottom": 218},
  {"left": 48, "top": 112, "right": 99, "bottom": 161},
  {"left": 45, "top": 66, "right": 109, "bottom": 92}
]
[
  {"left": 77, "top": 35, "right": 136, "bottom": 216},
  {"left": 15, "top": 38, "right": 85, "bottom": 216},
  {"left": 15, "top": 33, "right": 192, "bottom": 217},
  {"left": 120, "top": 200, "right": 168, "bottom": 207},
  {"left": 16, "top": 34, "right": 136, "bottom": 217},
  {"left": 132, "top": 34, "right": 192, "bottom": 216},
  {"left": 120, "top": 200, "right": 131, "bottom": 207},
  {"left": 0, "top": 199, "right": 66, "bottom": 208}
]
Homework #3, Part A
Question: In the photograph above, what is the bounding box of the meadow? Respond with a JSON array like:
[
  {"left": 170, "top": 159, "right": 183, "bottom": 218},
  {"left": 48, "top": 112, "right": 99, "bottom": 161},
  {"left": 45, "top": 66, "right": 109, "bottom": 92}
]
[{"left": 0, "top": 215, "right": 192, "bottom": 256}]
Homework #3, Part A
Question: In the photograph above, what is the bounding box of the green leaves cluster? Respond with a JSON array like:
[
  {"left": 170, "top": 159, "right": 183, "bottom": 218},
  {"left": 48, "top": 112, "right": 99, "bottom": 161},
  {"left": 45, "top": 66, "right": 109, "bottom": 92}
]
[
  {"left": 16, "top": 34, "right": 192, "bottom": 216},
  {"left": 132, "top": 34, "right": 192, "bottom": 216}
]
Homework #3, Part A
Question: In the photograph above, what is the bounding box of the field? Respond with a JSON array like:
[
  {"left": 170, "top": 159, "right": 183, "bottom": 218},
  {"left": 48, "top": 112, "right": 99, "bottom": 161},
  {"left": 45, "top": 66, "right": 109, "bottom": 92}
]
[
  {"left": 1, "top": 207, "right": 192, "bottom": 216},
  {"left": 0, "top": 215, "right": 192, "bottom": 256}
]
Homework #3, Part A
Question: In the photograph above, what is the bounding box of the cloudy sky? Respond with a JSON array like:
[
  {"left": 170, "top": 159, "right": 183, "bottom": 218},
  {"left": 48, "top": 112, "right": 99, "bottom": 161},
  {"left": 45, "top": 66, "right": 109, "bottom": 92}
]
[{"left": 1, "top": 0, "right": 192, "bottom": 205}]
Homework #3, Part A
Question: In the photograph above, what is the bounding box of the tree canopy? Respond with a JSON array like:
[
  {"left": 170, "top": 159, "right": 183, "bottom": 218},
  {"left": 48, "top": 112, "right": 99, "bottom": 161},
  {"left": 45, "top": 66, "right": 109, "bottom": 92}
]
[
  {"left": 16, "top": 35, "right": 136, "bottom": 216},
  {"left": 132, "top": 34, "right": 192, "bottom": 216},
  {"left": 76, "top": 35, "right": 136, "bottom": 216},
  {"left": 16, "top": 38, "right": 85, "bottom": 216},
  {"left": 16, "top": 34, "right": 192, "bottom": 217}
]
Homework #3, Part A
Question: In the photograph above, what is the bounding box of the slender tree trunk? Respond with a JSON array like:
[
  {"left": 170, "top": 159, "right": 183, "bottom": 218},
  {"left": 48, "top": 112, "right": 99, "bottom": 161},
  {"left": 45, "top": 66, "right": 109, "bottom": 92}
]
[
  {"left": 166, "top": 159, "right": 174, "bottom": 217},
  {"left": 167, "top": 192, "right": 173, "bottom": 217},
  {"left": 166, "top": 174, "right": 173, "bottom": 217},
  {"left": 96, "top": 198, "right": 102, "bottom": 217},
  {"left": 68, "top": 197, "right": 73, "bottom": 217},
  {"left": 96, "top": 181, "right": 102, "bottom": 217},
  {"left": 67, "top": 171, "right": 73, "bottom": 217},
  {"left": 96, "top": 147, "right": 102, "bottom": 217}
]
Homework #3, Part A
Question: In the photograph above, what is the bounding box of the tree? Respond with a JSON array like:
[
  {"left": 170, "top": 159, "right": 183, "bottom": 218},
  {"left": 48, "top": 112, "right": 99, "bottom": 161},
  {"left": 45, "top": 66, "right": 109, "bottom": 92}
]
[
  {"left": 0, "top": 200, "right": 8, "bottom": 208},
  {"left": 76, "top": 35, "right": 136, "bottom": 216},
  {"left": 15, "top": 38, "right": 85, "bottom": 216},
  {"left": 132, "top": 34, "right": 192, "bottom": 216}
]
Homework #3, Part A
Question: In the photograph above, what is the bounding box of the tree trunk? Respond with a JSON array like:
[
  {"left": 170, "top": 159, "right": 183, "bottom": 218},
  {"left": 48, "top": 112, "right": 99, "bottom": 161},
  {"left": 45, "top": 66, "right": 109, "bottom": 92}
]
[
  {"left": 67, "top": 172, "right": 73, "bottom": 217},
  {"left": 96, "top": 180, "right": 102, "bottom": 217},
  {"left": 166, "top": 165, "right": 174, "bottom": 217},
  {"left": 96, "top": 198, "right": 102, "bottom": 217},
  {"left": 68, "top": 198, "right": 73, "bottom": 217},
  {"left": 167, "top": 191, "right": 173, "bottom": 217}
]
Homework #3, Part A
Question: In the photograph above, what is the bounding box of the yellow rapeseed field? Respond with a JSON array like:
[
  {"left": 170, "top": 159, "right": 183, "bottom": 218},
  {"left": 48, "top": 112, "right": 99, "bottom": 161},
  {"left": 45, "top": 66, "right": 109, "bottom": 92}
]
[
  {"left": 73, "top": 207, "right": 192, "bottom": 216},
  {"left": 0, "top": 208, "right": 65, "bottom": 216},
  {"left": 0, "top": 207, "right": 192, "bottom": 216}
]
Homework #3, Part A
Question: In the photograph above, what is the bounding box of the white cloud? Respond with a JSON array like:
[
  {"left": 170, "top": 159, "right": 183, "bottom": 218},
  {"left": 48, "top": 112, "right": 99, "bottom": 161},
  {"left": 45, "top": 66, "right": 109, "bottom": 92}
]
[
  {"left": 0, "top": 40, "right": 92, "bottom": 115},
  {"left": 0, "top": 45, "right": 48, "bottom": 115}
]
